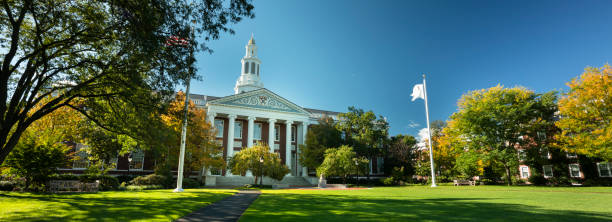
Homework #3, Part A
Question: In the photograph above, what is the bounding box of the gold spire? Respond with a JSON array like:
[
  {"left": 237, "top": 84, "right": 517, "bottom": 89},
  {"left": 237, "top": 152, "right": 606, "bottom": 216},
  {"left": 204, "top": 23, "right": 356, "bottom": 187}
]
[{"left": 248, "top": 33, "right": 255, "bottom": 45}]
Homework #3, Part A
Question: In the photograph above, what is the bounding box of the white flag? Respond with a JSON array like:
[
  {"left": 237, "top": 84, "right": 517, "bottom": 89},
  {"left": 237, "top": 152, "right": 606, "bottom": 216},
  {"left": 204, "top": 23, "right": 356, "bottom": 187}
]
[{"left": 411, "top": 84, "right": 424, "bottom": 101}]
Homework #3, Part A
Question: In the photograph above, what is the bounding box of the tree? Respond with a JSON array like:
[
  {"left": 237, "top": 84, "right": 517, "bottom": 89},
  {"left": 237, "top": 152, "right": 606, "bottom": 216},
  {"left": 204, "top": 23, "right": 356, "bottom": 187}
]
[
  {"left": 335, "top": 107, "right": 388, "bottom": 178},
  {"left": 0, "top": 0, "right": 254, "bottom": 165},
  {"left": 316, "top": 145, "right": 368, "bottom": 184},
  {"left": 450, "top": 85, "right": 552, "bottom": 185},
  {"left": 454, "top": 150, "right": 483, "bottom": 179},
  {"left": 384, "top": 134, "right": 418, "bottom": 182},
  {"left": 299, "top": 117, "right": 343, "bottom": 170},
  {"left": 229, "top": 143, "right": 290, "bottom": 183},
  {"left": 160, "top": 92, "right": 224, "bottom": 179},
  {"left": 3, "top": 133, "right": 69, "bottom": 191},
  {"left": 556, "top": 64, "right": 611, "bottom": 161}
]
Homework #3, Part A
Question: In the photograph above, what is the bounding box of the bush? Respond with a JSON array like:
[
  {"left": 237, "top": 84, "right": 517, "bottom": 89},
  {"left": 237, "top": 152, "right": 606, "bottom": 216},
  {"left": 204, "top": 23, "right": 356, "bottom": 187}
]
[
  {"left": 479, "top": 178, "right": 498, "bottom": 185},
  {"left": 181, "top": 178, "right": 200, "bottom": 188},
  {"left": 528, "top": 175, "right": 547, "bottom": 186},
  {"left": 0, "top": 181, "right": 17, "bottom": 191},
  {"left": 382, "top": 177, "right": 397, "bottom": 186},
  {"left": 130, "top": 174, "right": 167, "bottom": 186},
  {"left": 125, "top": 185, "right": 163, "bottom": 191},
  {"left": 511, "top": 177, "right": 526, "bottom": 185},
  {"left": 582, "top": 178, "right": 612, "bottom": 187},
  {"left": 116, "top": 175, "right": 136, "bottom": 184}
]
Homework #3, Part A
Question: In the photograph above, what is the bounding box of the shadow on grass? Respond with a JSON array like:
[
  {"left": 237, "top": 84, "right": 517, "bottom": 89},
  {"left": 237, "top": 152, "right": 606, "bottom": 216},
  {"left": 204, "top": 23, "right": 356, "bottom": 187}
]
[
  {"left": 1, "top": 190, "right": 232, "bottom": 221},
  {"left": 241, "top": 193, "right": 612, "bottom": 222}
]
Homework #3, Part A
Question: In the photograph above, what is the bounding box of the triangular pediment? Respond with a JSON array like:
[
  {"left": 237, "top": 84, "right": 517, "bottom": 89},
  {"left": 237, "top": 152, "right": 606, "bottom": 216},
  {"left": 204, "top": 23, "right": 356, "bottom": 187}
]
[{"left": 208, "top": 89, "right": 310, "bottom": 115}]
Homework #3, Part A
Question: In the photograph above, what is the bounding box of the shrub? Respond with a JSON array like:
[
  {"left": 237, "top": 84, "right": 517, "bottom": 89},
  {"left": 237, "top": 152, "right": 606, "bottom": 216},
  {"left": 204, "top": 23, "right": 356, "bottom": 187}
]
[
  {"left": 116, "top": 175, "right": 136, "bottom": 184},
  {"left": 125, "top": 185, "right": 163, "bottom": 191},
  {"left": 528, "top": 175, "right": 548, "bottom": 186},
  {"left": 582, "top": 178, "right": 612, "bottom": 187},
  {"left": 154, "top": 165, "right": 175, "bottom": 188},
  {"left": 382, "top": 177, "right": 397, "bottom": 186},
  {"left": 130, "top": 174, "right": 167, "bottom": 186},
  {"left": 0, "top": 181, "right": 17, "bottom": 191},
  {"left": 181, "top": 178, "right": 200, "bottom": 188}
]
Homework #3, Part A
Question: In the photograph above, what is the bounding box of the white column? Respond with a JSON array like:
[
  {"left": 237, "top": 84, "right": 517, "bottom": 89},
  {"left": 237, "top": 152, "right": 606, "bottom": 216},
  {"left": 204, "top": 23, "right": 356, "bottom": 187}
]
[
  {"left": 268, "top": 119, "right": 276, "bottom": 152},
  {"left": 226, "top": 114, "right": 237, "bottom": 176},
  {"left": 227, "top": 115, "right": 236, "bottom": 159},
  {"left": 247, "top": 116, "right": 255, "bottom": 148},
  {"left": 285, "top": 120, "right": 293, "bottom": 176},
  {"left": 301, "top": 122, "right": 309, "bottom": 177}
]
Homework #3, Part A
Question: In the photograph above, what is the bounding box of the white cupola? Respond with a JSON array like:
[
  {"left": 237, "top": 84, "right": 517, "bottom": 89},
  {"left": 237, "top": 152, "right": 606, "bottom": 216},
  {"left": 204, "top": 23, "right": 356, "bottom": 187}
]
[{"left": 234, "top": 35, "right": 263, "bottom": 94}]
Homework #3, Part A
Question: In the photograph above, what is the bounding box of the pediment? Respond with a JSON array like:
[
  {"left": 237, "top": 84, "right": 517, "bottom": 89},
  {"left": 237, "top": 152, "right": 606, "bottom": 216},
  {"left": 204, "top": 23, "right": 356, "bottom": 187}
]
[{"left": 208, "top": 89, "right": 310, "bottom": 115}]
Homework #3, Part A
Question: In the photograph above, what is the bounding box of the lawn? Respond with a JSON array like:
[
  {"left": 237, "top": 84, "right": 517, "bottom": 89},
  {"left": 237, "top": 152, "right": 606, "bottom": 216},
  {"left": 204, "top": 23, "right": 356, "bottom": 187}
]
[
  {"left": 0, "top": 189, "right": 236, "bottom": 221},
  {"left": 241, "top": 185, "right": 612, "bottom": 222}
]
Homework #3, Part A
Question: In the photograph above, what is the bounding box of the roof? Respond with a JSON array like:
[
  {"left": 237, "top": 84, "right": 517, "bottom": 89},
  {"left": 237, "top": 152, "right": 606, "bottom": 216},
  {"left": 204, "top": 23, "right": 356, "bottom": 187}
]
[{"left": 188, "top": 92, "right": 340, "bottom": 116}]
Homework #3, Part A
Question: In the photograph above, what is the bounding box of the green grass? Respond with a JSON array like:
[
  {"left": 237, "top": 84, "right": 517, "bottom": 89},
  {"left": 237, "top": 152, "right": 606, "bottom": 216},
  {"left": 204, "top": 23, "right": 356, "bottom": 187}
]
[
  {"left": 0, "top": 189, "right": 236, "bottom": 221},
  {"left": 241, "top": 185, "right": 612, "bottom": 222}
]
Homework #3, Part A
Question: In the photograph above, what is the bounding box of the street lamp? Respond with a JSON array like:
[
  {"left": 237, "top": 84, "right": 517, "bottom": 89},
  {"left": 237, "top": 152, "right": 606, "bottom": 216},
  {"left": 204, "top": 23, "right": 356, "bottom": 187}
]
[
  {"left": 259, "top": 156, "right": 264, "bottom": 187},
  {"left": 354, "top": 159, "right": 359, "bottom": 188}
]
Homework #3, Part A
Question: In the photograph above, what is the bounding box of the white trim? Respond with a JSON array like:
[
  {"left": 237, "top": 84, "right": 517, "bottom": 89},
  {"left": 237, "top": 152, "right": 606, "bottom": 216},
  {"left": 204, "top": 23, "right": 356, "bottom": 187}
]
[
  {"left": 597, "top": 162, "right": 611, "bottom": 177},
  {"left": 520, "top": 166, "right": 530, "bottom": 179},
  {"left": 542, "top": 165, "right": 553, "bottom": 178},
  {"left": 254, "top": 122, "right": 262, "bottom": 140},
  {"left": 569, "top": 164, "right": 581, "bottom": 178}
]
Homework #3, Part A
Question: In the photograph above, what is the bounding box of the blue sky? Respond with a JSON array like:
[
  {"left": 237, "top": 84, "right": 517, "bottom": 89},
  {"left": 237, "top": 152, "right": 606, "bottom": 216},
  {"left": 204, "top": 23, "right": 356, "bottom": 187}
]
[{"left": 191, "top": 0, "right": 612, "bottom": 137}]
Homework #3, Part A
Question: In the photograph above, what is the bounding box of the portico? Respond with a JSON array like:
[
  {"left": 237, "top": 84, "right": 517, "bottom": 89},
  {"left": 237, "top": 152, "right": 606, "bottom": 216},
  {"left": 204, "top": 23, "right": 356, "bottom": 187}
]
[{"left": 192, "top": 36, "right": 339, "bottom": 186}]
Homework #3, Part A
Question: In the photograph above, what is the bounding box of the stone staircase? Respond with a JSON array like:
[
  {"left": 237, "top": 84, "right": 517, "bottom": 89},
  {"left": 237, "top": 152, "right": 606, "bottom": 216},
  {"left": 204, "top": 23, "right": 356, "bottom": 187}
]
[{"left": 212, "top": 175, "right": 314, "bottom": 187}]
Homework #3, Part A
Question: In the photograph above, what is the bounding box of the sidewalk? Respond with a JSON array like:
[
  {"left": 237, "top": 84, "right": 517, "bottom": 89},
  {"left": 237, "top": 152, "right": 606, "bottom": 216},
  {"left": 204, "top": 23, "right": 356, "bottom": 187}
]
[{"left": 175, "top": 190, "right": 261, "bottom": 222}]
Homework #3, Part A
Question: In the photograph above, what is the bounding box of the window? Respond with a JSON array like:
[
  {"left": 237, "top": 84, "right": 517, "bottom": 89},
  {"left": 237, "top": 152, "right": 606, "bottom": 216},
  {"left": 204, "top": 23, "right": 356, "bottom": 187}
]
[
  {"left": 214, "top": 119, "right": 224, "bottom": 138},
  {"left": 543, "top": 165, "right": 553, "bottom": 178},
  {"left": 291, "top": 125, "right": 297, "bottom": 142},
  {"left": 254, "top": 123, "right": 262, "bottom": 140},
  {"left": 569, "top": 164, "right": 581, "bottom": 178},
  {"left": 234, "top": 121, "right": 242, "bottom": 139},
  {"left": 73, "top": 144, "right": 89, "bottom": 169},
  {"left": 244, "top": 62, "right": 249, "bottom": 73},
  {"left": 234, "top": 140, "right": 243, "bottom": 148},
  {"left": 540, "top": 148, "right": 550, "bottom": 159},
  {"left": 537, "top": 131, "right": 546, "bottom": 141},
  {"left": 597, "top": 162, "right": 611, "bottom": 177},
  {"left": 518, "top": 149, "right": 527, "bottom": 161},
  {"left": 275, "top": 125, "right": 280, "bottom": 141},
  {"left": 129, "top": 149, "right": 145, "bottom": 170},
  {"left": 109, "top": 154, "right": 119, "bottom": 170},
  {"left": 257, "top": 64, "right": 260, "bottom": 76},
  {"left": 566, "top": 152, "right": 577, "bottom": 158},
  {"left": 250, "top": 62, "right": 255, "bottom": 74},
  {"left": 520, "top": 166, "right": 530, "bottom": 178},
  {"left": 274, "top": 144, "right": 280, "bottom": 151},
  {"left": 291, "top": 145, "right": 296, "bottom": 151}
]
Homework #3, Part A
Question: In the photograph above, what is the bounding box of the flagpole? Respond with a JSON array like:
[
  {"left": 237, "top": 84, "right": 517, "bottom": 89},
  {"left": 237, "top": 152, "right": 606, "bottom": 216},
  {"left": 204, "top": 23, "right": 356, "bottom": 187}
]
[{"left": 423, "top": 74, "right": 437, "bottom": 187}]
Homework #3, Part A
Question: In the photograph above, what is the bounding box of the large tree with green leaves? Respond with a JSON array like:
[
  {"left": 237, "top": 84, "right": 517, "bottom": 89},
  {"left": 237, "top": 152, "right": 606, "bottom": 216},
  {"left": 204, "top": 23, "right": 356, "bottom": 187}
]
[
  {"left": 0, "top": 0, "right": 254, "bottom": 165},
  {"left": 335, "top": 106, "right": 388, "bottom": 175},
  {"left": 450, "top": 85, "right": 556, "bottom": 185},
  {"left": 556, "top": 65, "right": 611, "bottom": 161},
  {"left": 229, "top": 143, "right": 290, "bottom": 183},
  {"left": 383, "top": 134, "right": 418, "bottom": 181},
  {"left": 299, "top": 117, "right": 343, "bottom": 170},
  {"left": 316, "top": 145, "right": 368, "bottom": 184}
]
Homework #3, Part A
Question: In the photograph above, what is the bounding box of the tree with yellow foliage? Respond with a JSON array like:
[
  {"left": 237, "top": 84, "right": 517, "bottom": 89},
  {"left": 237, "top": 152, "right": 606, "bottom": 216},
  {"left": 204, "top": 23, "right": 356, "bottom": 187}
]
[
  {"left": 160, "top": 92, "right": 225, "bottom": 179},
  {"left": 556, "top": 64, "right": 611, "bottom": 161}
]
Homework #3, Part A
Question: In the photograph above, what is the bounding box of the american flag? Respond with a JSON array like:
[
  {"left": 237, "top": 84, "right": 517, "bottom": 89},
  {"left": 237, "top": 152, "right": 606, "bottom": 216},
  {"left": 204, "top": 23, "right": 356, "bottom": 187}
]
[{"left": 166, "top": 36, "right": 189, "bottom": 47}]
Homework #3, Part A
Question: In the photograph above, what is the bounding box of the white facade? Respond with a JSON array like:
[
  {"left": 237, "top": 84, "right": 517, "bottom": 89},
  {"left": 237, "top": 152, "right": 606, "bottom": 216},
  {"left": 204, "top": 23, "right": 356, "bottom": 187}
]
[{"left": 189, "top": 37, "right": 340, "bottom": 185}]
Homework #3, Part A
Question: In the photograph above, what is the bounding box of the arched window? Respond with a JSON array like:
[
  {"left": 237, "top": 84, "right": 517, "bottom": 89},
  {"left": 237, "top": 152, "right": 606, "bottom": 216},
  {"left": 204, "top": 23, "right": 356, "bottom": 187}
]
[
  {"left": 244, "top": 62, "right": 249, "bottom": 74},
  {"left": 250, "top": 62, "right": 255, "bottom": 74},
  {"left": 257, "top": 64, "right": 260, "bottom": 76}
]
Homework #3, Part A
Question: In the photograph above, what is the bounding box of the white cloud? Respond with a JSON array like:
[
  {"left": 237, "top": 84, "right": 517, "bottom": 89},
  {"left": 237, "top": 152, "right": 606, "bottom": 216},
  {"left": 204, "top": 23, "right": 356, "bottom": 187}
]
[
  {"left": 406, "top": 120, "right": 420, "bottom": 129},
  {"left": 417, "top": 128, "right": 429, "bottom": 150}
]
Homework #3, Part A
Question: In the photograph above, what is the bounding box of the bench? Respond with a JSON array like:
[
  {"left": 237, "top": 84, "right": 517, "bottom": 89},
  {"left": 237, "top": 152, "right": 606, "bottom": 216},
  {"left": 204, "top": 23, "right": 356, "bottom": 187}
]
[
  {"left": 453, "top": 180, "right": 476, "bottom": 186},
  {"left": 49, "top": 180, "right": 100, "bottom": 192}
]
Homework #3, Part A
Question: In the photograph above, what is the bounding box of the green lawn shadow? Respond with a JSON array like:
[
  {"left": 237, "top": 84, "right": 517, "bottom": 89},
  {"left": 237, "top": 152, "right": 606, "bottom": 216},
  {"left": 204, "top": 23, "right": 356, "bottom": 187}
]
[{"left": 1, "top": 189, "right": 233, "bottom": 221}]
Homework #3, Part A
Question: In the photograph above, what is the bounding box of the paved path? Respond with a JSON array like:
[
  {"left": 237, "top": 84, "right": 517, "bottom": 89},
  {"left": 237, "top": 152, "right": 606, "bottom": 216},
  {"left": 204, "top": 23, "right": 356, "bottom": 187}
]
[{"left": 175, "top": 190, "right": 261, "bottom": 222}]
